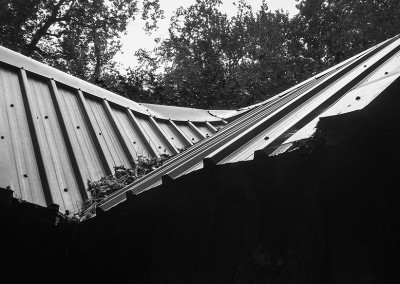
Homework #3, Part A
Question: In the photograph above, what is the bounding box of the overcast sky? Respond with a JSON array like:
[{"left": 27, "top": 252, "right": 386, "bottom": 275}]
[{"left": 114, "top": 0, "right": 299, "bottom": 69}]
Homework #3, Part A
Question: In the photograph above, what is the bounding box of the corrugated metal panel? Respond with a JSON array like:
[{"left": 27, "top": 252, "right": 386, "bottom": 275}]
[
  {"left": 135, "top": 115, "right": 174, "bottom": 156},
  {"left": 156, "top": 119, "right": 190, "bottom": 151},
  {"left": 112, "top": 107, "right": 152, "bottom": 159},
  {"left": 175, "top": 122, "right": 203, "bottom": 144},
  {"left": 100, "top": 35, "right": 400, "bottom": 211},
  {"left": 0, "top": 46, "right": 233, "bottom": 214},
  {"left": 85, "top": 97, "right": 131, "bottom": 168},
  {"left": 0, "top": 66, "right": 45, "bottom": 206},
  {"left": 56, "top": 86, "right": 106, "bottom": 183}
]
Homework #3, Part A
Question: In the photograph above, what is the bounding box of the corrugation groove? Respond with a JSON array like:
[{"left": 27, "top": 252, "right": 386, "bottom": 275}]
[
  {"left": 49, "top": 80, "right": 87, "bottom": 200},
  {"left": 0, "top": 66, "right": 45, "bottom": 205},
  {"left": 135, "top": 115, "right": 172, "bottom": 156},
  {"left": 57, "top": 86, "right": 106, "bottom": 185},
  {"left": 85, "top": 97, "right": 131, "bottom": 168},
  {"left": 156, "top": 119, "right": 189, "bottom": 151},
  {"left": 103, "top": 100, "right": 136, "bottom": 167},
  {"left": 175, "top": 122, "right": 201, "bottom": 143},
  {"left": 209, "top": 121, "right": 226, "bottom": 131},
  {"left": 112, "top": 107, "right": 152, "bottom": 160},
  {"left": 193, "top": 122, "right": 214, "bottom": 137},
  {"left": 149, "top": 117, "right": 179, "bottom": 155},
  {"left": 27, "top": 74, "right": 82, "bottom": 213}
]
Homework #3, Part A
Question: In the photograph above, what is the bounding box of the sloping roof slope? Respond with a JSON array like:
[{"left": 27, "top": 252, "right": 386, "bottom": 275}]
[
  {"left": 100, "top": 34, "right": 400, "bottom": 210},
  {"left": 0, "top": 46, "right": 248, "bottom": 214}
]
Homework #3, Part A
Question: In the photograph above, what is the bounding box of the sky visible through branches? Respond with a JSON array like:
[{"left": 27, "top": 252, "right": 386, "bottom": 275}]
[{"left": 115, "top": 0, "right": 298, "bottom": 69}]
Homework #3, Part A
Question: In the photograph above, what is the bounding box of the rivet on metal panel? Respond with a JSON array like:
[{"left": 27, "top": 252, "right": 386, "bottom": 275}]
[
  {"left": 356, "top": 96, "right": 361, "bottom": 101},
  {"left": 64, "top": 188, "right": 68, "bottom": 192},
  {"left": 10, "top": 104, "right": 14, "bottom": 107},
  {"left": 23, "top": 174, "right": 28, "bottom": 178}
]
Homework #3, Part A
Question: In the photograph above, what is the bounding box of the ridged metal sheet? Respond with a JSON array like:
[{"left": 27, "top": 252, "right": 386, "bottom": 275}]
[
  {"left": 0, "top": 46, "right": 236, "bottom": 214},
  {"left": 100, "top": 35, "right": 400, "bottom": 211},
  {"left": 0, "top": 66, "right": 45, "bottom": 205}
]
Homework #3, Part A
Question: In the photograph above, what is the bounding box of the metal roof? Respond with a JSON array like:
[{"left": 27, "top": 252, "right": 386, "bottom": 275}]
[
  {"left": 1, "top": 35, "right": 400, "bottom": 214},
  {"left": 0, "top": 46, "right": 247, "bottom": 214},
  {"left": 100, "top": 34, "right": 400, "bottom": 210}
]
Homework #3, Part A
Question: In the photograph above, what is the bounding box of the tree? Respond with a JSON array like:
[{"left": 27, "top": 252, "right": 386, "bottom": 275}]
[
  {"left": 0, "top": 0, "right": 163, "bottom": 82},
  {"left": 136, "top": 0, "right": 296, "bottom": 109},
  {"left": 292, "top": 0, "right": 400, "bottom": 66}
]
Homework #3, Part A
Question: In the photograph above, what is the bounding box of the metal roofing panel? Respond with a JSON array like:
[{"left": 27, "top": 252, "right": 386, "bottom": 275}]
[
  {"left": 141, "top": 103, "right": 242, "bottom": 122},
  {"left": 2, "top": 35, "right": 400, "bottom": 215},
  {"left": 85, "top": 97, "right": 132, "bottom": 168},
  {"left": 193, "top": 122, "right": 214, "bottom": 138},
  {"left": 155, "top": 119, "right": 190, "bottom": 151},
  {"left": 175, "top": 122, "right": 203, "bottom": 144},
  {"left": 26, "top": 74, "right": 83, "bottom": 212},
  {"left": 56, "top": 86, "right": 106, "bottom": 184},
  {"left": 0, "top": 46, "right": 229, "bottom": 214},
  {"left": 0, "top": 66, "right": 45, "bottom": 205},
  {"left": 100, "top": 35, "right": 400, "bottom": 211},
  {"left": 135, "top": 115, "right": 174, "bottom": 156},
  {"left": 112, "top": 107, "right": 152, "bottom": 159}
]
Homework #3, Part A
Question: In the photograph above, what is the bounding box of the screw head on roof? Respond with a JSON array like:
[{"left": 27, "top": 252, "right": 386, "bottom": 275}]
[
  {"left": 385, "top": 72, "right": 389, "bottom": 75},
  {"left": 64, "top": 188, "right": 68, "bottom": 192},
  {"left": 10, "top": 104, "right": 14, "bottom": 107},
  {"left": 133, "top": 141, "right": 136, "bottom": 144},
  {"left": 356, "top": 96, "right": 361, "bottom": 101},
  {"left": 264, "top": 136, "right": 270, "bottom": 140},
  {"left": 76, "top": 126, "right": 80, "bottom": 129},
  {"left": 158, "top": 146, "right": 161, "bottom": 149},
  {"left": 44, "top": 116, "right": 48, "bottom": 119},
  {"left": 99, "top": 133, "right": 102, "bottom": 135},
  {"left": 1, "top": 136, "right": 4, "bottom": 139},
  {"left": 23, "top": 174, "right": 28, "bottom": 178}
]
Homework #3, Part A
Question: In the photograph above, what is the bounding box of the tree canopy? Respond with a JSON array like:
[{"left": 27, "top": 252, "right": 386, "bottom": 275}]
[
  {"left": 1, "top": 0, "right": 399, "bottom": 109},
  {"left": 0, "top": 0, "right": 162, "bottom": 81}
]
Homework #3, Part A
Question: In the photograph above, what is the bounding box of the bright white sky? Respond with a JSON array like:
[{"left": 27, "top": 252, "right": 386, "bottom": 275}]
[{"left": 114, "top": 0, "right": 299, "bottom": 69}]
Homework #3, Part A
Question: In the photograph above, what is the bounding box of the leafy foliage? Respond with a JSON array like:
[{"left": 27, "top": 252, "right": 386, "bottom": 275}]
[
  {"left": 2, "top": 0, "right": 400, "bottom": 109},
  {"left": 0, "top": 0, "right": 163, "bottom": 82},
  {"left": 75, "top": 155, "right": 169, "bottom": 221}
]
